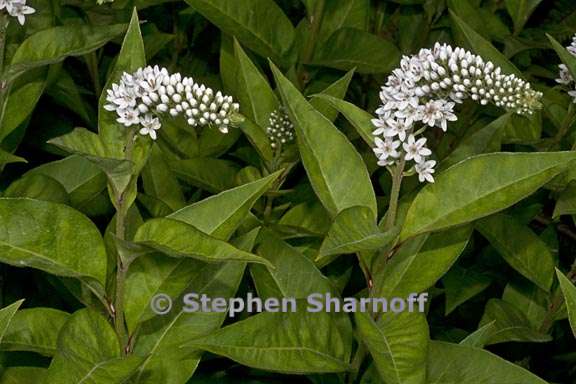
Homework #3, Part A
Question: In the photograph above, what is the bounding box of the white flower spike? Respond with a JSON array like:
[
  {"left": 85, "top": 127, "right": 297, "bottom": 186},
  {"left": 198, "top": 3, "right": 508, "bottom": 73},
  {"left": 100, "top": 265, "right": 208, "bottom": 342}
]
[
  {"left": 105, "top": 65, "right": 240, "bottom": 140},
  {"left": 372, "top": 42, "right": 542, "bottom": 183},
  {"left": 556, "top": 34, "right": 576, "bottom": 103},
  {"left": 266, "top": 108, "right": 295, "bottom": 150}
]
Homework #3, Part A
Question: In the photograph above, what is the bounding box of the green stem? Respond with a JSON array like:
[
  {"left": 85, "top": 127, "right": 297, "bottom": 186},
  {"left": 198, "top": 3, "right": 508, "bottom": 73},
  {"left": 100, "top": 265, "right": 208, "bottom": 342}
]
[
  {"left": 297, "top": 0, "right": 325, "bottom": 88},
  {"left": 384, "top": 157, "right": 406, "bottom": 231},
  {"left": 113, "top": 129, "right": 137, "bottom": 353},
  {"left": 85, "top": 52, "right": 102, "bottom": 97}
]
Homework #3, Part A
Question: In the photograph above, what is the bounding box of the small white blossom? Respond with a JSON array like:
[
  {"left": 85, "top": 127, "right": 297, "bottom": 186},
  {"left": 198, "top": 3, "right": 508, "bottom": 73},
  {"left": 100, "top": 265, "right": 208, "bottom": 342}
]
[
  {"left": 2, "top": 0, "right": 35, "bottom": 25},
  {"left": 415, "top": 160, "right": 436, "bottom": 183},
  {"left": 373, "top": 137, "right": 401, "bottom": 161},
  {"left": 403, "top": 135, "right": 431, "bottom": 164},
  {"left": 555, "top": 34, "right": 576, "bottom": 103},
  {"left": 104, "top": 65, "right": 240, "bottom": 140}
]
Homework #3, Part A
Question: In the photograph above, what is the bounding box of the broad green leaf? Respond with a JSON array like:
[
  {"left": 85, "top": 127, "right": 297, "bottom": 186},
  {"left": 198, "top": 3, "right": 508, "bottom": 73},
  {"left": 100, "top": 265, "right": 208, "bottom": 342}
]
[
  {"left": 239, "top": 117, "right": 274, "bottom": 161},
  {"left": 310, "top": 28, "right": 400, "bottom": 74},
  {"left": 271, "top": 62, "right": 376, "bottom": 217},
  {"left": 169, "top": 171, "right": 281, "bottom": 240},
  {"left": 4, "top": 174, "right": 69, "bottom": 204},
  {"left": 1, "top": 308, "right": 69, "bottom": 356},
  {"left": 130, "top": 232, "right": 256, "bottom": 383},
  {"left": 310, "top": 70, "right": 354, "bottom": 122},
  {"left": 318, "top": 206, "right": 398, "bottom": 262},
  {"left": 502, "top": 281, "right": 548, "bottom": 328},
  {"left": 46, "top": 309, "right": 143, "bottom": 383},
  {"left": 556, "top": 269, "right": 576, "bottom": 338},
  {"left": 443, "top": 266, "right": 492, "bottom": 315},
  {"left": 26, "top": 155, "right": 111, "bottom": 217},
  {"left": 0, "top": 367, "right": 46, "bottom": 384},
  {"left": 98, "top": 9, "right": 146, "bottom": 158},
  {"left": 427, "top": 341, "right": 548, "bottom": 384},
  {"left": 375, "top": 226, "right": 471, "bottom": 299},
  {"left": 400, "top": 152, "right": 576, "bottom": 240},
  {"left": 476, "top": 214, "right": 555, "bottom": 291},
  {"left": 459, "top": 321, "right": 497, "bottom": 348},
  {"left": 505, "top": 0, "right": 543, "bottom": 34},
  {"left": 171, "top": 158, "right": 239, "bottom": 193},
  {"left": 442, "top": 114, "right": 510, "bottom": 169},
  {"left": 141, "top": 145, "right": 185, "bottom": 213},
  {"left": 316, "top": 0, "right": 370, "bottom": 43},
  {"left": 234, "top": 40, "right": 279, "bottom": 129},
  {"left": 478, "top": 299, "right": 551, "bottom": 344},
  {"left": 277, "top": 201, "right": 332, "bottom": 236},
  {"left": 7, "top": 23, "right": 126, "bottom": 80},
  {"left": 185, "top": 0, "right": 295, "bottom": 64},
  {"left": 547, "top": 34, "right": 576, "bottom": 81},
  {"left": 46, "top": 69, "right": 94, "bottom": 125},
  {"left": 449, "top": 11, "right": 522, "bottom": 77},
  {"left": 134, "top": 218, "right": 272, "bottom": 266},
  {"left": 0, "top": 198, "right": 107, "bottom": 285},
  {"left": 448, "top": 0, "right": 510, "bottom": 41},
  {"left": 553, "top": 180, "right": 576, "bottom": 218},
  {"left": 0, "top": 300, "right": 24, "bottom": 344},
  {"left": 253, "top": 232, "right": 333, "bottom": 298},
  {"left": 356, "top": 311, "right": 428, "bottom": 384},
  {"left": 186, "top": 308, "right": 352, "bottom": 373},
  {"left": 311, "top": 94, "right": 374, "bottom": 145}
]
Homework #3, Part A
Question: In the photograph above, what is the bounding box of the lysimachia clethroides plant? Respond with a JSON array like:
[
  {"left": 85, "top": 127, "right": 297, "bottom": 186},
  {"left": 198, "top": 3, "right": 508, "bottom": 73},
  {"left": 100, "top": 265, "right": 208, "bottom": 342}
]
[{"left": 0, "top": 3, "right": 576, "bottom": 384}]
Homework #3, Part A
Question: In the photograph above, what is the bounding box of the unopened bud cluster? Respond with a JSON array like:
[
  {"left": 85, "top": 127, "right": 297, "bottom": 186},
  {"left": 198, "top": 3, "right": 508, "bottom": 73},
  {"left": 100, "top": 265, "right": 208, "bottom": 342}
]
[
  {"left": 555, "top": 34, "right": 576, "bottom": 102},
  {"left": 266, "top": 108, "right": 295, "bottom": 150},
  {"left": 0, "top": 0, "right": 35, "bottom": 25},
  {"left": 373, "top": 42, "right": 542, "bottom": 183},
  {"left": 105, "top": 65, "right": 240, "bottom": 140}
]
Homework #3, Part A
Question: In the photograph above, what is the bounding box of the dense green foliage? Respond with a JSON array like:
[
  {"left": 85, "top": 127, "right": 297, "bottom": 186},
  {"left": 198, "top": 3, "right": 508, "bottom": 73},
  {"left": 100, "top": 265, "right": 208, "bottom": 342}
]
[{"left": 0, "top": 0, "right": 575, "bottom": 383}]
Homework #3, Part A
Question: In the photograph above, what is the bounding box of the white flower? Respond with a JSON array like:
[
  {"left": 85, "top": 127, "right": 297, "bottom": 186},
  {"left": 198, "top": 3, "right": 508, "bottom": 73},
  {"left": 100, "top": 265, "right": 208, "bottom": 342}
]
[
  {"left": 3, "top": 0, "right": 35, "bottom": 25},
  {"left": 373, "top": 137, "right": 400, "bottom": 161},
  {"left": 555, "top": 35, "right": 576, "bottom": 103},
  {"left": 415, "top": 160, "right": 436, "bottom": 183},
  {"left": 104, "top": 65, "right": 240, "bottom": 139},
  {"left": 403, "top": 135, "right": 431, "bottom": 163},
  {"left": 420, "top": 99, "right": 457, "bottom": 131}
]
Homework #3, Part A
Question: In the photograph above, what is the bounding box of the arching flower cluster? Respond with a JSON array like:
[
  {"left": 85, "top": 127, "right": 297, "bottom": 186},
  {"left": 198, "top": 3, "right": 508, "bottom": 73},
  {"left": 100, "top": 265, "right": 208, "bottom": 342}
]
[
  {"left": 105, "top": 65, "right": 240, "bottom": 140},
  {"left": 555, "top": 34, "right": 576, "bottom": 102},
  {"left": 0, "top": 0, "right": 35, "bottom": 25},
  {"left": 266, "top": 108, "right": 294, "bottom": 150},
  {"left": 373, "top": 42, "right": 542, "bottom": 183}
]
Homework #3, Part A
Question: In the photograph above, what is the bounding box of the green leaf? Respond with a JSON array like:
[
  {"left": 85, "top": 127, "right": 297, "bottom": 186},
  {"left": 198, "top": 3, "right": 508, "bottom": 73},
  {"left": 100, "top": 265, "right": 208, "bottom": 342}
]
[
  {"left": 459, "top": 321, "right": 497, "bottom": 348},
  {"left": 547, "top": 34, "right": 576, "bottom": 81},
  {"left": 277, "top": 201, "right": 332, "bottom": 236},
  {"left": 238, "top": 117, "right": 274, "bottom": 161},
  {"left": 1, "top": 308, "right": 69, "bottom": 356},
  {"left": 185, "top": 0, "right": 295, "bottom": 64},
  {"left": 318, "top": 206, "right": 398, "bottom": 262},
  {"left": 356, "top": 311, "right": 428, "bottom": 384},
  {"left": 375, "top": 226, "right": 472, "bottom": 299},
  {"left": 4, "top": 174, "right": 69, "bottom": 204},
  {"left": 0, "top": 148, "right": 26, "bottom": 167},
  {"left": 478, "top": 299, "right": 551, "bottom": 344},
  {"left": 449, "top": 11, "right": 522, "bottom": 77},
  {"left": 553, "top": 180, "right": 576, "bottom": 218},
  {"left": 0, "top": 367, "right": 46, "bottom": 384},
  {"left": 134, "top": 218, "right": 272, "bottom": 266},
  {"left": 443, "top": 266, "right": 492, "bottom": 315},
  {"left": 6, "top": 23, "right": 126, "bottom": 80},
  {"left": 0, "top": 300, "right": 24, "bottom": 344},
  {"left": 400, "top": 152, "right": 576, "bottom": 240},
  {"left": 0, "top": 198, "right": 107, "bottom": 286},
  {"left": 310, "top": 28, "right": 400, "bottom": 74},
  {"left": 505, "top": 0, "right": 543, "bottom": 34},
  {"left": 186, "top": 308, "right": 352, "bottom": 374},
  {"left": 168, "top": 171, "right": 281, "bottom": 240},
  {"left": 98, "top": 9, "right": 146, "bottom": 158},
  {"left": 311, "top": 94, "right": 374, "bottom": 145},
  {"left": 310, "top": 70, "right": 354, "bottom": 122},
  {"left": 556, "top": 268, "right": 576, "bottom": 338},
  {"left": 476, "top": 214, "right": 555, "bottom": 291},
  {"left": 427, "top": 341, "right": 548, "bottom": 384},
  {"left": 171, "top": 158, "right": 240, "bottom": 193},
  {"left": 316, "top": 0, "right": 370, "bottom": 43},
  {"left": 271, "top": 62, "right": 376, "bottom": 217},
  {"left": 233, "top": 40, "right": 279, "bottom": 129},
  {"left": 46, "top": 309, "right": 143, "bottom": 383},
  {"left": 442, "top": 114, "right": 510, "bottom": 169}
]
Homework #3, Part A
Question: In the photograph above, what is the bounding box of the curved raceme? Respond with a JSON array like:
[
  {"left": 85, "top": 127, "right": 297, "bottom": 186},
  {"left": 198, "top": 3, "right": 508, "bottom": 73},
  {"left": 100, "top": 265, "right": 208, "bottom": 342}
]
[
  {"left": 266, "top": 108, "right": 295, "bottom": 151},
  {"left": 104, "top": 65, "right": 240, "bottom": 140},
  {"left": 372, "top": 42, "right": 543, "bottom": 183}
]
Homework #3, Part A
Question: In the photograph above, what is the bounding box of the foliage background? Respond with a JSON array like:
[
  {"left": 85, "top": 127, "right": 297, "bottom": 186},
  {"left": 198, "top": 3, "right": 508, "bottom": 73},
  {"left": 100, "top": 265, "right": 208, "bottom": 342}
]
[{"left": 0, "top": 0, "right": 575, "bottom": 383}]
